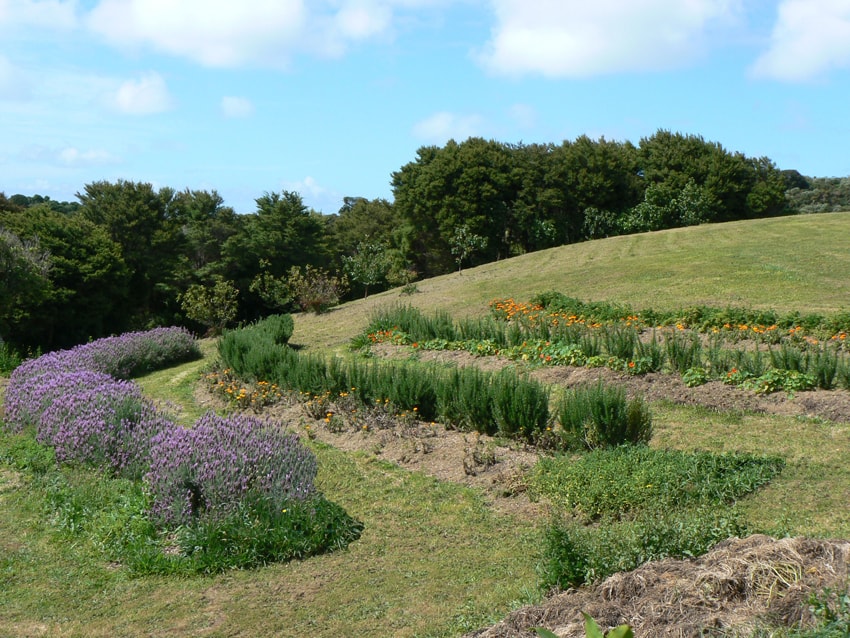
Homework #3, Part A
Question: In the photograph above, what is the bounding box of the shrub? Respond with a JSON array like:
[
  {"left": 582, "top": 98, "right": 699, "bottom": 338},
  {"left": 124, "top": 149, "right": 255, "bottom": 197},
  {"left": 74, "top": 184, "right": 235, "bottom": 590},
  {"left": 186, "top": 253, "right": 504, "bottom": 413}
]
[
  {"left": 436, "top": 366, "right": 496, "bottom": 434},
  {"left": 174, "top": 495, "right": 363, "bottom": 573},
  {"left": 491, "top": 369, "right": 550, "bottom": 440},
  {"left": 603, "top": 326, "right": 639, "bottom": 361},
  {"left": 145, "top": 412, "right": 318, "bottom": 528},
  {"left": 6, "top": 327, "right": 199, "bottom": 385},
  {"left": 664, "top": 331, "right": 702, "bottom": 373},
  {"left": 557, "top": 382, "right": 652, "bottom": 451},
  {"left": 287, "top": 265, "right": 347, "bottom": 314},
  {"left": 0, "top": 338, "right": 23, "bottom": 374},
  {"left": 37, "top": 374, "right": 172, "bottom": 479},
  {"left": 259, "top": 313, "right": 295, "bottom": 345}
]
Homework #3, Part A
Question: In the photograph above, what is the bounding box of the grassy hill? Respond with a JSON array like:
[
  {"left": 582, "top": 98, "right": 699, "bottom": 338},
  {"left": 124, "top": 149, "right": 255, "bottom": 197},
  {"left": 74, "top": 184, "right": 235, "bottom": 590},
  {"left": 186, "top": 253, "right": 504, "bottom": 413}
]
[
  {"left": 292, "top": 211, "right": 850, "bottom": 354},
  {"left": 2, "top": 211, "right": 850, "bottom": 638}
]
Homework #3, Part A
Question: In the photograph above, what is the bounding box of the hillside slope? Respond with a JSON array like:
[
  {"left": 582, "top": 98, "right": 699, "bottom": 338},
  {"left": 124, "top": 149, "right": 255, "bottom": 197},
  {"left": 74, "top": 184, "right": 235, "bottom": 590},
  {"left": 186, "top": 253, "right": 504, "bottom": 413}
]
[{"left": 292, "top": 212, "right": 850, "bottom": 353}]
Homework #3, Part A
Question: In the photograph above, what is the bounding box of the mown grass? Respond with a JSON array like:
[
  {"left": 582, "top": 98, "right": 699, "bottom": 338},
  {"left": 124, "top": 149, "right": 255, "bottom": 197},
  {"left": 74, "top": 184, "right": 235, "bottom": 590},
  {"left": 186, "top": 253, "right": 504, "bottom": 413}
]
[
  {"left": 651, "top": 402, "right": 850, "bottom": 537},
  {"left": 3, "top": 212, "right": 850, "bottom": 637},
  {"left": 291, "top": 212, "right": 850, "bottom": 354},
  {"left": 0, "top": 433, "right": 540, "bottom": 637}
]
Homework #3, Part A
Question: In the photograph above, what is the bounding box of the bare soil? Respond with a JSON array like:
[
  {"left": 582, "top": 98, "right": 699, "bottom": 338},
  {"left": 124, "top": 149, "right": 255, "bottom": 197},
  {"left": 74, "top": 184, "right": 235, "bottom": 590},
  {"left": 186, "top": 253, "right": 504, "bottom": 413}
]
[{"left": 196, "top": 345, "right": 850, "bottom": 636}]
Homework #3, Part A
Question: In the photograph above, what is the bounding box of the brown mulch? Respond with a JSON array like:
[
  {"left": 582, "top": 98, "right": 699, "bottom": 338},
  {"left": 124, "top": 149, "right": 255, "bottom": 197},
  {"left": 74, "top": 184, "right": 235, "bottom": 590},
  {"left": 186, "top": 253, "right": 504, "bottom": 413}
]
[{"left": 463, "top": 535, "right": 850, "bottom": 638}]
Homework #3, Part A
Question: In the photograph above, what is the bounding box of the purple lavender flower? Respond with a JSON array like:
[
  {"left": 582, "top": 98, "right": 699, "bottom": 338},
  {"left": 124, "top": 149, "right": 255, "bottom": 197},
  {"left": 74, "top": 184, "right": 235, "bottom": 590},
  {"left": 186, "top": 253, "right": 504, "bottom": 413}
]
[{"left": 146, "top": 413, "right": 318, "bottom": 528}]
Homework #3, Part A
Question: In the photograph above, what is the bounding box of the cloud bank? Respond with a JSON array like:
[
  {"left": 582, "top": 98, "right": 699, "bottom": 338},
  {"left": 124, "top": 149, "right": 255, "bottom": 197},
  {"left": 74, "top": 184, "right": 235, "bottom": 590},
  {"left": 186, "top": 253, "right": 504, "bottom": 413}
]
[
  {"left": 751, "top": 0, "right": 850, "bottom": 81},
  {"left": 477, "top": 0, "right": 741, "bottom": 77}
]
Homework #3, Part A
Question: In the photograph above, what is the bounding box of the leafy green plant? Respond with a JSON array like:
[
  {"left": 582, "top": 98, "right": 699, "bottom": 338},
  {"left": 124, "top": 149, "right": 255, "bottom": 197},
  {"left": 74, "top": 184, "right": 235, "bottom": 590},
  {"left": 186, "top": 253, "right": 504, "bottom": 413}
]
[
  {"left": 531, "top": 447, "right": 785, "bottom": 522},
  {"left": 491, "top": 370, "right": 550, "bottom": 440},
  {"left": 557, "top": 382, "right": 652, "bottom": 451},
  {"left": 539, "top": 505, "right": 749, "bottom": 590},
  {"left": 682, "top": 366, "right": 710, "bottom": 387},
  {"left": 582, "top": 613, "right": 634, "bottom": 638},
  {"left": 0, "top": 339, "right": 23, "bottom": 375}
]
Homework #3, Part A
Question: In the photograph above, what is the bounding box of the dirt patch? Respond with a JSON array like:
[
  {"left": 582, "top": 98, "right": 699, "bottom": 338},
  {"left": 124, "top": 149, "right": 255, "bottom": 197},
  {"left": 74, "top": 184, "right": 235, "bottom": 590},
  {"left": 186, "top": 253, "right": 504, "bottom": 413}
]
[
  {"left": 251, "top": 396, "right": 546, "bottom": 521},
  {"left": 464, "top": 535, "right": 850, "bottom": 637}
]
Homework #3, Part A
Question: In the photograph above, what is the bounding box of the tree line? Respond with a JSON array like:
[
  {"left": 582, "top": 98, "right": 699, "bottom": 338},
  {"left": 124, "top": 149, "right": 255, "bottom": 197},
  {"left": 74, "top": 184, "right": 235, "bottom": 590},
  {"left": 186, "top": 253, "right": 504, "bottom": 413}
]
[{"left": 1, "top": 129, "right": 846, "bottom": 352}]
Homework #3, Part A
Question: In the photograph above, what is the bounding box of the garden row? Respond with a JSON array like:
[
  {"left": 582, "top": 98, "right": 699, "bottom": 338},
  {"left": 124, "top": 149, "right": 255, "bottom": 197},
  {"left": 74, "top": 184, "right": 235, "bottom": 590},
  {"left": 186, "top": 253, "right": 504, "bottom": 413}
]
[
  {"left": 217, "top": 315, "right": 791, "bottom": 593},
  {"left": 218, "top": 316, "right": 651, "bottom": 450},
  {"left": 1, "top": 327, "right": 361, "bottom": 573},
  {"left": 497, "top": 292, "right": 850, "bottom": 340},
  {"left": 360, "top": 303, "right": 850, "bottom": 394}
]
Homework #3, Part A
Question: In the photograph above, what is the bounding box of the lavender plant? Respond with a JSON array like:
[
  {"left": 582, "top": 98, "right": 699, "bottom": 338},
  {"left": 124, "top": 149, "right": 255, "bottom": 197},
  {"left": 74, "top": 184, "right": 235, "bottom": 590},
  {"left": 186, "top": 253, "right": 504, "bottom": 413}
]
[{"left": 145, "top": 412, "right": 318, "bottom": 528}]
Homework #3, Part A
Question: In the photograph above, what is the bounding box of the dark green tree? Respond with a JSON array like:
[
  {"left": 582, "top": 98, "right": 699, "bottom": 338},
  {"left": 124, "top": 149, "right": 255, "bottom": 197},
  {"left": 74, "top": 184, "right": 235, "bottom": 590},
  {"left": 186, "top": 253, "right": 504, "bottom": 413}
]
[
  {"left": 0, "top": 205, "right": 130, "bottom": 348},
  {"left": 0, "top": 227, "right": 52, "bottom": 344},
  {"left": 222, "top": 190, "right": 331, "bottom": 319},
  {"left": 329, "top": 197, "right": 401, "bottom": 257},
  {"left": 77, "top": 180, "right": 184, "bottom": 325},
  {"left": 170, "top": 189, "right": 241, "bottom": 284},
  {"left": 392, "top": 138, "right": 519, "bottom": 276}
]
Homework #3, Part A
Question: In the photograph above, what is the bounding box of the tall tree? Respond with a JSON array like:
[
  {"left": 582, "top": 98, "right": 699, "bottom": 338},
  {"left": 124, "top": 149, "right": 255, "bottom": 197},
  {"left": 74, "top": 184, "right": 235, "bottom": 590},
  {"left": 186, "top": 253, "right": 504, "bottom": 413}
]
[
  {"left": 223, "top": 190, "right": 330, "bottom": 318},
  {"left": 0, "top": 227, "right": 51, "bottom": 344},
  {"left": 392, "top": 138, "right": 519, "bottom": 276},
  {"left": 0, "top": 205, "right": 129, "bottom": 348},
  {"left": 77, "top": 180, "right": 184, "bottom": 325}
]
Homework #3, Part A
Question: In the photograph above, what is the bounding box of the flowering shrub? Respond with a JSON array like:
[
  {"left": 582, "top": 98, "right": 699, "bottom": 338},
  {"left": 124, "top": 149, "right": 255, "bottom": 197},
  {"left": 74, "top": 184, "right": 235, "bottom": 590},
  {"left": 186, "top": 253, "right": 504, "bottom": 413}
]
[
  {"left": 84, "top": 327, "right": 201, "bottom": 378},
  {"left": 8, "top": 327, "right": 199, "bottom": 386},
  {"left": 2, "top": 327, "right": 362, "bottom": 572},
  {"left": 40, "top": 378, "right": 172, "bottom": 479},
  {"left": 145, "top": 412, "right": 318, "bottom": 527}
]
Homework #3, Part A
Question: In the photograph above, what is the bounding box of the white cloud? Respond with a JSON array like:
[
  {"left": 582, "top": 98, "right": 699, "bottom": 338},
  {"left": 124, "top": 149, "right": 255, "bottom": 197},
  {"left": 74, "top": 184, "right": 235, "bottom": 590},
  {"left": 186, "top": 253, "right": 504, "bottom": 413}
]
[
  {"left": 57, "top": 146, "right": 121, "bottom": 166},
  {"left": 19, "top": 144, "right": 121, "bottom": 166},
  {"left": 284, "top": 175, "right": 326, "bottom": 199},
  {"left": 87, "top": 0, "right": 307, "bottom": 68},
  {"left": 478, "top": 0, "right": 741, "bottom": 77},
  {"left": 0, "top": 0, "right": 78, "bottom": 31},
  {"left": 412, "top": 111, "right": 484, "bottom": 142},
  {"left": 84, "top": 0, "right": 429, "bottom": 67},
  {"left": 0, "top": 54, "right": 31, "bottom": 100},
  {"left": 751, "top": 0, "right": 850, "bottom": 82},
  {"left": 221, "top": 96, "right": 255, "bottom": 118},
  {"left": 334, "top": 0, "right": 393, "bottom": 40},
  {"left": 111, "top": 71, "right": 173, "bottom": 115}
]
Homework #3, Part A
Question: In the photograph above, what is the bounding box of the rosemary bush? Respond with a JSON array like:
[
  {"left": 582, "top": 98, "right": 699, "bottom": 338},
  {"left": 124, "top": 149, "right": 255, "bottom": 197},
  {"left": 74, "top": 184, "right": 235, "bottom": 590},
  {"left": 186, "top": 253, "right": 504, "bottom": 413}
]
[{"left": 557, "top": 382, "right": 652, "bottom": 451}]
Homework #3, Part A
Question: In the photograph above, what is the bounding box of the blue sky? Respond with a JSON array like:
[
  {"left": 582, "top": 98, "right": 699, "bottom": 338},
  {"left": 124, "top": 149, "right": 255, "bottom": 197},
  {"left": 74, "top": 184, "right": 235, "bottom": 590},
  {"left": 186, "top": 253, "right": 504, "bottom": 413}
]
[{"left": 2, "top": 0, "right": 849, "bottom": 215}]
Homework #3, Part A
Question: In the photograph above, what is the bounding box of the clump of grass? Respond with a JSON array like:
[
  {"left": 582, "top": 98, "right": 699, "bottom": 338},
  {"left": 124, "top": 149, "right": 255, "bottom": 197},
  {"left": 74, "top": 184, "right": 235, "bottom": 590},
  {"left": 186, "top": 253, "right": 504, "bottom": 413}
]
[
  {"left": 534, "top": 446, "right": 784, "bottom": 590},
  {"left": 557, "top": 382, "right": 652, "bottom": 451},
  {"left": 532, "top": 447, "right": 785, "bottom": 522}
]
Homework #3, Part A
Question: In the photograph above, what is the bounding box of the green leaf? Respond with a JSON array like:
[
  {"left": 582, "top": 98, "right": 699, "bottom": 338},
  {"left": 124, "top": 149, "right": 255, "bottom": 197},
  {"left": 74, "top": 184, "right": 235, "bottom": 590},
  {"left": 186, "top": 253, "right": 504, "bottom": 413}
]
[
  {"left": 607, "top": 625, "right": 634, "bottom": 638},
  {"left": 532, "top": 628, "right": 560, "bottom": 638},
  {"left": 582, "top": 612, "right": 604, "bottom": 638}
]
